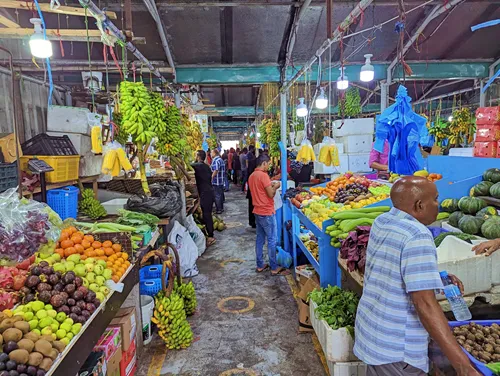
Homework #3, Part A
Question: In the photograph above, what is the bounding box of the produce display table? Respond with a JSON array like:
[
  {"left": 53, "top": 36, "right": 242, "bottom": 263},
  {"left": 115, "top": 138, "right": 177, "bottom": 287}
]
[
  {"left": 46, "top": 263, "right": 139, "bottom": 376},
  {"left": 22, "top": 175, "right": 99, "bottom": 199}
]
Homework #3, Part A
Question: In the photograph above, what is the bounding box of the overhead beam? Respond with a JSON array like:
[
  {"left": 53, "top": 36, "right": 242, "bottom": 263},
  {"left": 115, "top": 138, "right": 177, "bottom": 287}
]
[
  {"left": 0, "top": 0, "right": 117, "bottom": 19},
  {"left": 219, "top": 7, "right": 234, "bottom": 64},
  {"left": 0, "top": 14, "right": 20, "bottom": 28}
]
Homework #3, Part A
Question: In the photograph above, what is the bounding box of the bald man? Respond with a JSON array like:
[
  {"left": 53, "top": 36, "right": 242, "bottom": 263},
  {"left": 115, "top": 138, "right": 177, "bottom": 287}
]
[{"left": 354, "top": 177, "right": 480, "bottom": 376}]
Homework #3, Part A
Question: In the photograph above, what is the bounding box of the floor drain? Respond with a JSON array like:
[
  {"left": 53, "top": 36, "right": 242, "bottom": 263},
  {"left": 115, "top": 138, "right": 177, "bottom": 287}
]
[
  {"left": 219, "top": 369, "right": 258, "bottom": 376},
  {"left": 217, "top": 296, "right": 255, "bottom": 314}
]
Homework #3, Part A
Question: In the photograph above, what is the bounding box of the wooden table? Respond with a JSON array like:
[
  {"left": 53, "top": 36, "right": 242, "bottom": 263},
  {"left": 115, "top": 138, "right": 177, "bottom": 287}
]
[{"left": 23, "top": 175, "right": 99, "bottom": 199}]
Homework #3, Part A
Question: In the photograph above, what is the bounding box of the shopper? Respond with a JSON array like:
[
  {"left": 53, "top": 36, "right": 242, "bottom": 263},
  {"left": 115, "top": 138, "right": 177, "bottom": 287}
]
[
  {"left": 228, "top": 147, "right": 235, "bottom": 182},
  {"left": 233, "top": 148, "right": 241, "bottom": 185},
  {"left": 240, "top": 147, "right": 248, "bottom": 191},
  {"left": 206, "top": 148, "right": 212, "bottom": 165},
  {"left": 354, "top": 176, "right": 480, "bottom": 376},
  {"left": 369, "top": 140, "right": 390, "bottom": 173},
  {"left": 210, "top": 149, "right": 225, "bottom": 214},
  {"left": 246, "top": 145, "right": 257, "bottom": 228},
  {"left": 472, "top": 238, "right": 500, "bottom": 255},
  {"left": 248, "top": 154, "right": 289, "bottom": 276},
  {"left": 191, "top": 150, "right": 216, "bottom": 247}
]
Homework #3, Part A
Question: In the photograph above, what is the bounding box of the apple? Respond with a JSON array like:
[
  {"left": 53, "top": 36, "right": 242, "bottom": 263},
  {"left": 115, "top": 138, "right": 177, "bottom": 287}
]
[
  {"left": 50, "top": 322, "right": 59, "bottom": 332},
  {"left": 66, "top": 332, "right": 74, "bottom": 340},
  {"left": 39, "top": 317, "right": 53, "bottom": 328},
  {"left": 95, "top": 292, "right": 105, "bottom": 302},
  {"left": 60, "top": 337, "right": 70, "bottom": 346},
  {"left": 95, "top": 276, "right": 106, "bottom": 287},
  {"left": 52, "top": 253, "right": 61, "bottom": 262},
  {"left": 97, "top": 260, "right": 107, "bottom": 267},
  {"left": 60, "top": 322, "right": 72, "bottom": 332},
  {"left": 45, "top": 304, "right": 53, "bottom": 311},
  {"left": 86, "top": 272, "right": 96, "bottom": 283},
  {"left": 71, "top": 323, "right": 82, "bottom": 335},
  {"left": 41, "top": 327, "right": 53, "bottom": 336},
  {"left": 32, "top": 329, "right": 41, "bottom": 336},
  {"left": 47, "top": 310, "right": 57, "bottom": 319},
  {"left": 85, "top": 263, "right": 95, "bottom": 273},
  {"left": 65, "top": 261, "right": 75, "bottom": 271},
  {"left": 53, "top": 263, "right": 66, "bottom": 273},
  {"left": 67, "top": 254, "right": 81, "bottom": 264},
  {"left": 103, "top": 269, "right": 113, "bottom": 280},
  {"left": 24, "top": 312, "right": 34, "bottom": 321},
  {"left": 56, "top": 312, "right": 67, "bottom": 323},
  {"left": 36, "top": 310, "right": 48, "bottom": 320},
  {"left": 84, "top": 258, "right": 96, "bottom": 265},
  {"left": 99, "top": 286, "right": 110, "bottom": 295},
  {"left": 56, "top": 329, "right": 67, "bottom": 339},
  {"left": 64, "top": 318, "right": 74, "bottom": 326},
  {"left": 89, "top": 283, "right": 100, "bottom": 293},
  {"left": 94, "top": 264, "right": 104, "bottom": 276},
  {"left": 31, "top": 301, "right": 45, "bottom": 312},
  {"left": 28, "top": 319, "right": 39, "bottom": 331},
  {"left": 82, "top": 278, "right": 89, "bottom": 288},
  {"left": 74, "top": 264, "right": 86, "bottom": 277}
]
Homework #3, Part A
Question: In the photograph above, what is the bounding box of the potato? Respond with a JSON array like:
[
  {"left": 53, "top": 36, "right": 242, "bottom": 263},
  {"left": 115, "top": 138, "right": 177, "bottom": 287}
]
[
  {"left": 27, "top": 352, "right": 43, "bottom": 367},
  {"left": 0, "top": 319, "right": 14, "bottom": 333},
  {"left": 483, "top": 327, "right": 491, "bottom": 335},
  {"left": 472, "top": 350, "right": 479, "bottom": 358},
  {"left": 467, "top": 333, "right": 476, "bottom": 342},
  {"left": 3, "top": 328, "right": 23, "bottom": 342},
  {"left": 47, "top": 348, "right": 59, "bottom": 361},
  {"left": 475, "top": 332, "right": 485, "bottom": 342},
  {"left": 457, "top": 339, "right": 465, "bottom": 346},
  {"left": 14, "top": 321, "right": 30, "bottom": 335},
  {"left": 52, "top": 341, "right": 66, "bottom": 353},
  {"left": 11, "top": 316, "right": 23, "bottom": 323},
  {"left": 495, "top": 346, "right": 500, "bottom": 355},
  {"left": 40, "top": 334, "right": 54, "bottom": 344},
  {"left": 34, "top": 339, "right": 52, "bottom": 357},
  {"left": 479, "top": 352, "right": 492, "bottom": 363},
  {"left": 484, "top": 343, "right": 494, "bottom": 354},
  {"left": 473, "top": 343, "right": 482, "bottom": 352},
  {"left": 492, "top": 333, "right": 499, "bottom": 340},
  {"left": 9, "top": 349, "right": 29, "bottom": 364},
  {"left": 456, "top": 335, "right": 466, "bottom": 341},
  {"left": 39, "top": 358, "right": 53, "bottom": 371},
  {"left": 23, "top": 331, "right": 40, "bottom": 342},
  {"left": 464, "top": 344, "right": 473, "bottom": 353},
  {"left": 17, "top": 339, "right": 35, "bottom": 353},
  {"left": 496, "top": 339, "right": 500, "bottom": 346},
  {"left": 493, "top": 354, "right": 500, "bottom": 362}
]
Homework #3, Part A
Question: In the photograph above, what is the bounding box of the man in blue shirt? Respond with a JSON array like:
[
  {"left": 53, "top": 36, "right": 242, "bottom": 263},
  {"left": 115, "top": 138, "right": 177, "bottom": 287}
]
[
  {"left": 210, "top": 149, "right": 225, "bottom": 214},
  {"left": 354, "top": 176, "right": 480, "bottom": 376}
]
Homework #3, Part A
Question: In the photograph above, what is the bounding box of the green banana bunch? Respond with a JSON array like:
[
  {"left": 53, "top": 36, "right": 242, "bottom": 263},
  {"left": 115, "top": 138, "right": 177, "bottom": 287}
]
[
  {"left": 79, "top": 189, "right": 107, "bottom": 219},
  {"left": 112, "top": 112, "right": 130, "bottom": 145},
  {"left": 150, "top": 92, "right": 168, "bottom": 135},
  {"left": 268, "top": 117, "right": 281, "bottom": 158},
  {"left": 157, "top": 105, "right": 184, "bottom": 157},
  {"left": 152, "top": 290, "right": 194, "bottom": 350},
  {"left": 186, "top": 120, "right": 203, "bottom": 155},
  {"left": 258, "top": 121, "right": 269, "bottom": 145},
  {"left": 339, "top": 87, "right": 362, "bottom": 118},
  {"left": 174, "top": 280, "right": 197, "bottom": 316}
]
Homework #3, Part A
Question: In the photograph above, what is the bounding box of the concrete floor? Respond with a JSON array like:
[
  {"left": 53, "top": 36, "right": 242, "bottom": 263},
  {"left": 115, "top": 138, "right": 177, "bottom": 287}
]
[{"left": 137, "top": 189, "right": 326, "bottom": 376}]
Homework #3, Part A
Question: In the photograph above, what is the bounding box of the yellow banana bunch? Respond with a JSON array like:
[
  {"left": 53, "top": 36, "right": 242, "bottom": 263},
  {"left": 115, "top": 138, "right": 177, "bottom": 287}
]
[
  {"left": 296, "top": 143, "right": 316, "bottom": 163},
  {"left": 119, "top": 81, "right": 154, "bottom": 145},
  {"left": 101, "top": 148, "right": 133, "bottom": 176},
  {"left": 186, "top": 120, "right": 203, "bottom": 154}
]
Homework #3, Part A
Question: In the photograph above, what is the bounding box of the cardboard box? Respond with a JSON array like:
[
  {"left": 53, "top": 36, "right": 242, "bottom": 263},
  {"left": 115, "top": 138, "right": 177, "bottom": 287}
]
[
  {"left": 298, "top": 275, "right": 320, "bottom": 301},
  {"left": 474, "top": 141, "right": 498, "bottom": 158},
  {"left": 120, "top": 338, "right": 137, "bottom": 376},
  {"left": 298, "top": 298, "right": 313, "bottom": 333},
  {"left": 476, "top": 125, "right": 500, "bottom": 142},
  {"left": 0, "top": 133, "right": 22, "bottom": 163},
  {"left": 78, "top": 351, "right": 107, "bottom": 376},
  {"left": 106, "top": 347, "right": 122, "bottom": 376},
  {"left": 110, "top": 307, "right": 137, "bottom": 352},
  {"left": 94, "top": 327, "right": 122, "bottom": 361},
  {"left": 297, "top": 271, "right": 320, "bottom": 333}
]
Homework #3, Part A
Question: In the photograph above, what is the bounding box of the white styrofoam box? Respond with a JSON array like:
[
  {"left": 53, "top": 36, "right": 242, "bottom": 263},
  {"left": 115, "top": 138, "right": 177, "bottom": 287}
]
[
  {"left": 337, "top": 134, "right": 373, "bottom": 154},
  {"left": 102, "top": 198, "right": 128, "bottom": 215},
  {"left": 79, "top": 154, "right": 103, "bottom": 177},
  {"left": 47, "top": 132, "right": 91, "bottom": 155},
  {"left": 310, "top": 301, "right": 358, "bottom": 362},
  {"left": 449, "top": 148, "right": 474, "bottom": 157},
  {"left": 47, "top": 106, "right": 91, "bottom": 135},
  {"left": 332, "top": 118, "right": 374, "bottom": 137},
  {"left": 328, "top": 362, "right": 367, "bottom": 376},
  {"left": 437, "top": 236, "right": 492, "bottom": 296},
  {"left": 346, "top": 153, "right": 371, "bottom": 173},
  {"left": 492, "top": 251, "right": 500, "bottom": 285}
]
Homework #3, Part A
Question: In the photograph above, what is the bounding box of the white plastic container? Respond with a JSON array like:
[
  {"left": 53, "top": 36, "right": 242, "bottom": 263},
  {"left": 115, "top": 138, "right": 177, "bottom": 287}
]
[
  {"left": 47, "top": 132, "right": 91, "bottom": 155},
  {"left": 449, "top": 148, "right": 474, "bottom": 157},
  {"left": 47, "top": 105, "right": 91, "bottom": 135},
  {"left": 310, "top": 301, "right": 358, "bottom": 362},
  {"left": 140, "top": 295, "right": 155, "bottom": 345},
  {"left": 329, "top": 362, "right": 367, "bottom": 376},
  {"left": 102, "top": 198, "right": 128, "bottom": 215},
  {"left": 337, "top": 134, "right": 373, "bottom": 154},
  {"left": 332, "top": 118, "right": 374, "bottom": 137}
]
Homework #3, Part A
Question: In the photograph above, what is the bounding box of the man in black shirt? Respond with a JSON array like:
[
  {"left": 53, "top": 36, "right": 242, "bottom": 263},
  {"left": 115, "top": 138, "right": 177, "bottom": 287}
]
[
  {"left": 246, "top": 145, "right": 257, "bottom": 228},
  {"left": 192, "top": 150, "right": 216, "bottom": 247}
]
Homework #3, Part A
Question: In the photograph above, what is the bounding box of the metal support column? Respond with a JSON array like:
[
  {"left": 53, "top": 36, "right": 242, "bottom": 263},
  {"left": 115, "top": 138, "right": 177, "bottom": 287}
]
[
  {"left": 480, "top": 80, "right": 486, "bottom": 107},
  {"left": 280, "top": 92, "right": 288, "bottom": 246}
]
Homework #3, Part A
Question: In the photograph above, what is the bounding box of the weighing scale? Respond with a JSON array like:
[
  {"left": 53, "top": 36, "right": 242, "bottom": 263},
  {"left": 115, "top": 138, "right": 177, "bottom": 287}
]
[{"left": 28, "top": 158, "right": 54, "bottom": 202}]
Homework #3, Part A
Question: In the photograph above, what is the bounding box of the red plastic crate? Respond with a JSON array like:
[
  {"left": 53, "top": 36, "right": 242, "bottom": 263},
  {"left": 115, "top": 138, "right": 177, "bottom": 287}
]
[
  {"left": 474, "top": 141, "right": 498, "bottom": 158},
  {"left": 476, "top": 125, "right": 500, "bottom": 142}
]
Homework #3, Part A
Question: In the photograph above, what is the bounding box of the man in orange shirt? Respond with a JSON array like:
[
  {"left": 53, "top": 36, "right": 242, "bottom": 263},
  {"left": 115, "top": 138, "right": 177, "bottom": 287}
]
[{"left": 248, "top": 154, "right": 290, "bottom": 276}]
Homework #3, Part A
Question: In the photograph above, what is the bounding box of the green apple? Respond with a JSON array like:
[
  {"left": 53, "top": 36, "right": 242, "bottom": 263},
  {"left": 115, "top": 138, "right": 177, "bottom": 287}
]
[
  {"left": 45, "top": 304, "right": 53, "bottom": 311},
  {"left": 94, "top": 264, "right": 104, "bottom": 276},
  {"left": 71, "top": 323, "right": 82, "bottom": 335},
  {"left": 36, "top": 310, "right": 48, "bottom": 320},
  {"left": 89, "top": 283, "right": 100, "bottom": 293},
  {"left": 56, "top": 312, "right": 67, "bottom": 323},
  {"left": 64, "top": 318, "right": 74, "bottom": 326},
  {"left": 32, "top": 329, "right": 41, "bottom": 336},
  {"left": 74, "top": 264, "right": 86, "bottom": 277},
  {"left": 56, "top": 329, "right": 67, "bottom": 339},
  {"left": 28, "top": 319, "right": 39, "bottom": 331},
  {"left": 95, "top": 292, "right": 105, "bottom": 302},
  {"left": 39, "top": 317, "right": 53, "bottom": 329},
  {"left": 84, "top": 258, "right": 96, "bottom": 265},
  {"left": 53, "top": 263, "right": 66, "bottom": 273},
  {"left": 52, "top": 253, "right": 61, "bottom": 262},
  {"left": 67, "top": 254, "right": 81, "bottom": 264},
  {"left": 46, "top": 256, "right": 55, "bottom": 265},
  {"left": 86, "top": 272, "right": 96, "bottom": 283},
  {"left": 47, "top": 310, "right": 57, "bottom": 319},
  {"left": 60, "top": 337, "right": 70, "bottom": 346},
  {"left": 82, "top": 278, "right": 89, "bottom": 288},
  {"left": 50, "top": 322, "right": 59, "bottom": 332},
  {"left": 97, "top": 260, "right": 107, "bottom": 267},
  {"left": 99, "top": 286, "right": 110, "bottom": 295},
  {"left": 31, "top": 301, "right": 45, "bottom": 312},
  {"left": 85, "top": 263, "right": 95, "bottom": 273},
  {"left": 60, "top": 322, "right": 72, "bottom": 332},
  {"left": 41, "top": 327, "right": 53, "bottom": 336},
  {"left": 95, "top": 276, "right": 106, "bottom": 287},
  {"left": 24, "top": 312, "right": 34, "bottom": 321},
  {"left": 66, "top": 332, "right": 74, "bottom": 340},
  {"left": 65, "top": 261, "right": 75, "bottom": 271},
  {"left": 103, "top": 269, "right": 113, "bottom": 280}
]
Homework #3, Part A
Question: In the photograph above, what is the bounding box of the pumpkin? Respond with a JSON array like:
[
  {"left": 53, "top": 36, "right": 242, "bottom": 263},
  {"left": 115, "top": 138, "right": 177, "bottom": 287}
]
[
  {"left": 476, "top": 206, "right": 498, "bottom": 221},
  {"left": 473, "top": 181, "right": 494, "bottom": 197},
  {"left": 449, "top": 211, "right": 465, "bottom": 228},
  {"left": 440, "top": 198, "right": 460, "bottom": 213},
  {"left": 483, "top": 168, "right": 500, "bottom": 183},
  {"left": 458, "top": 196, "right": 487, "bottom": 215},
  {"left": 490, "top": 182, "right": 500, "bottom": 199},
  {"left": 481, "top": 216, "right": 500, "bottom": 239},
  {"left": 458, "top": 215, "right": 484, "bottom": 235}
]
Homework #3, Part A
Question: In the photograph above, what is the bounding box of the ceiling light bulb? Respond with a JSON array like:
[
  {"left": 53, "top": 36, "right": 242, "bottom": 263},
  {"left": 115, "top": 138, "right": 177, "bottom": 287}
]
[
  {"left": 448, "top": 116, "right": 453, "bottom": 122},
  {"left": 296, "top": 97, "right": 308, "bottom": 118},
  {"left": 29, "top": 18, "right": 53, "bottom": 59},
  {"left": 257, "top": 132, "right": 261, "bottom": 137},
  {"left": 360, "top": 54, "right": 374, "bottom": 82},
  {"left": 337, "top": 68, "right": 349, "bottom": 90},
  {"left": 244, "top": 132, "right": 248, "bottom": 136},
  {"left": 315, "top": 88, "right": 328, "bottom": 109}
]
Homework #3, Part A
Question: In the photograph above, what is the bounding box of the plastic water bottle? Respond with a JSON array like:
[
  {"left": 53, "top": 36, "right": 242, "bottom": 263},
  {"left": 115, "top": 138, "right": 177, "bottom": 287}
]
[{"left": 439, "top": 271, "right": 472, "bottom": 321}]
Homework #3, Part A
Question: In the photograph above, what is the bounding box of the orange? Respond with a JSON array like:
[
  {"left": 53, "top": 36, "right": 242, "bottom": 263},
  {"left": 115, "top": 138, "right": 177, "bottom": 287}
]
[
  {"left": 124, "top": 261, "right": 131, "bottom": 268},
  {"left": 104, "top": 248, "right": 114, "bottom": 256},
  {"left": 112, "top": 244, "right": 122, "bottom": 252},
  {"left": 112, "top": 276, "right": 119, "bottom": 283},
  {"left": 76, "top": 231, "right": 85, "bottom": 237},
  {"left": 118, "top": 266, "right": 126, "bottom": 274},
  {"left": 81, "top": 240, "right": 91, "bottom": 249},
  {"left": 102, "top": 240, "right": 113, "bottom": 248},
  {"left": 64, "top": 247, "right": 75, "bottom": 257},
  {"left": 55, "top": 248, "right": 64, "bottom": 258},
  {"left": 71, "top": 235, "right": 83, "bottom": 244},
  {"left": 68, "top": 226, "right": 77, "bottom": 235},
  {"left": 96, "top": 249, "right": 105, "bottom": 257},
  {"left": 114, "top": 259, "right": 123, "bottom": 266},
  {"left": 121, "top": 253, "right": 129, "bottom": 261},
  {"left": 74, "top": 244, "right": 85, "bottom": 254},
  {"left": 81, "top": 255, "right": 87, "bottom": 260},
  {"left": 109, "top": 254, "right": 117, "bottom": 262},
  {"left": 92, "top": 241, "right": 102, "bottom": 249},
  {"left": 84, "top": 235, "right": 95, "bottom": 243},
  {"left": 106, "top": 261, "right": 113, "bottom": 268},
  {"left": 61, "top": 239, "right": 74, "bottom": 249},
  {"left": 88, "top": 250, "right": 97, "bottom": 257},
  {"left": 59, "top": 231, "right": 70, "bottom": 241}
]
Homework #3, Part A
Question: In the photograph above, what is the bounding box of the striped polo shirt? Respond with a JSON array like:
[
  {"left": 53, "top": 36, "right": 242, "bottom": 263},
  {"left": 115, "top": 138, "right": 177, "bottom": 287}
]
[{"left": 354, "top": 207, "right": 443, "bottom": 373}]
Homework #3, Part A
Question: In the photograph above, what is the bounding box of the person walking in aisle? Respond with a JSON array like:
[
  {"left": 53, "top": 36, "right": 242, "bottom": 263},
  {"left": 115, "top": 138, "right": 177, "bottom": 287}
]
[
  {"left": 210, "top": 149, "right": 225, "bottom": 214},
  {"left": 246, "top": 145, "right": 257, "bottom": 228},
  {"left": 354, "top": 176, "right": 480, "bottom": 376},
  {"left": 248, "top": 154, "right": 289, "bottom": 276},
  {"left": 233, "top": 148, "right": 241, "bottom": 185},
  {"left": 228, "top": 147, "right": 235, "bottom": 184},
  {"left": 240, "top": 147, "right": 248, "bottom": 191},
  {"left": 191, "top": 150, "right": 216, "bottom": 247}
]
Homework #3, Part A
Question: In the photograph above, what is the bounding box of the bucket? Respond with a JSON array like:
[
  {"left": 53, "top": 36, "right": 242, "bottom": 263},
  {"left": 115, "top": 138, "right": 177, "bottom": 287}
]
[{"left": 140, "top": 295, "right": 155, "bottom": 345}]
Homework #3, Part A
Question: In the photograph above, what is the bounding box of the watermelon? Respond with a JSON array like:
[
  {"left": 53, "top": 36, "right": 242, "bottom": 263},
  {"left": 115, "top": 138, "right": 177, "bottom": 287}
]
[
  {"left": 473, "top": 181, "right": 494, "bottom": 196},
  {"left": 440, "top": 198, "right": 459, "bottom": 213},
  {"left": 476, "top": 206, "right": 498, "bottom": 220},
  {"left": 483, "top": 168, "right": 500, "bottom": 183},
  {"left": 449, "top": 211, "right": 465, "bottom": 228},
  {"left": 481, "top": 216, "right": 500, "bottom": 239},
  {"left": 458, "top": 197, "right": 487, "bottom": 215},
  {"left": 458, "top": 215, "right": 484, "bottom": 235},
  {"left": 490, "top": 182, "right": 500, "bottom": 199}
]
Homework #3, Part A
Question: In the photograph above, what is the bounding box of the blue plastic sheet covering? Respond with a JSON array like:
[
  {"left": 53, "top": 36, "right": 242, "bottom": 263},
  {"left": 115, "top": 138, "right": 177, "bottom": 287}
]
[{"left": 375, "top": 85, "right": 430, "bottom": 175}]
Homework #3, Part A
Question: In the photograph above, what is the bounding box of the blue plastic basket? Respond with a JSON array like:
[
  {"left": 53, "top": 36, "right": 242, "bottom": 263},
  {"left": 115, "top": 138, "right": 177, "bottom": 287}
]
[
  {"left": 449, "top": 320, "right": 500, "bottom": 376},
  {"left": 47, "top": 186, "right": 79, "bottom": 220},
  {"left": 140, "top": 265, "right": 162, "bottom": 280},
  {"left": 139, "top": 265, "right": 169, "bottom": 297}
]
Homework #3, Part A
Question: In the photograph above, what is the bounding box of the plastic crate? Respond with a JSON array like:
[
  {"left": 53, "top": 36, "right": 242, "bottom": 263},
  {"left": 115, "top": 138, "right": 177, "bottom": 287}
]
[
  {"left": 20, "top": 155, "right": 80, "bottom": 183},
  {"left": 140, "top": 265, "right": 162, "bottom": 280},
  {"left": 449, "top": 320, "right": 500, "bottom": 376},
  {"left": 47, "top": 186, "right": 79, "bottom": 220},
  {"left": 22, "top": 133, "right": 78, "bottom": 156},
  {"left": 139, "top": 265, "right": 169, "bottom": 297},
  {"left": 0, "top": 162, "right": 18, "bottom": 193}
]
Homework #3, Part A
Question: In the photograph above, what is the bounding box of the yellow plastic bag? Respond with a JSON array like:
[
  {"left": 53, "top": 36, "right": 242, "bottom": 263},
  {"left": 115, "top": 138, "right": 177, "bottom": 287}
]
[
  {"left": 296, "top": 139, "right": 316, "bottom": 163},
  {"left": 91, "top": 125, "right": 103, "bottom": 154}
]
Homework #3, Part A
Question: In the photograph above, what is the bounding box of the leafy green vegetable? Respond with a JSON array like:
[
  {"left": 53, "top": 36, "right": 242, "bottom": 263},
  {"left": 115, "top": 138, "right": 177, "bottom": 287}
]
[
  {"left": 308, "top": 285, "right": 359, "bottom": 337},
  {"left": 117, "top": 209, "right": 160, "bottom": 231},
  {"left": 434, "top": 232, "right": 478, "bottom": 247}
]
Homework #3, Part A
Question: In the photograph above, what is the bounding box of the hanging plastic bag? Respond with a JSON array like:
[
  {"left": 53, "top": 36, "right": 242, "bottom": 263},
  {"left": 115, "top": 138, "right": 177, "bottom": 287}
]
[
  {"left": 168, "top": 221, "right": 199, "bottom": 278},
  {"left": 295, "top": 130, "right": 305, "bottom": 146},
  {"left": 318, "top": 136, "right": 340, "bottom": 167},
  {"left": 101, "top": 141, "right": 133, "bottom": 177},
  {"left": 91, "top": 125, "right": 103, "bottom": 154},
  {"left": 296, "top": 139, "right": 316, "bottom": 163},
  {"left": 185, "top": 215, "right": 207, "bottom": 257}
]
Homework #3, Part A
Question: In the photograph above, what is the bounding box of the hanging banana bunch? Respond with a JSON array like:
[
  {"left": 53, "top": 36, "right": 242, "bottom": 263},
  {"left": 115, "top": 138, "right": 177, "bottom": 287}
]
[
  {"left": 119, "top": 81, "right": 155, "bottom": 144},
  {"left": 268, "top": 117, "right": 281, "bottom": 158},
  {"left": 186, "top": 119, "right": 203, "bottom": 155},
  {"left": 150, "top": 92, "right": 168, "bottom": 136}
]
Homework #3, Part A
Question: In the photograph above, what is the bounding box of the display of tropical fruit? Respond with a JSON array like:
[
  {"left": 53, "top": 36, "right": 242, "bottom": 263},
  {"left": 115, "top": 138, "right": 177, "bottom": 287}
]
[
  {"left": 152, "top": 290, "right": 193, "bottom": 350},
  {"left": 483, "top": 168, "right": 500, "bottom": 184},
  {"left": 458, "top": 215, "right": 484, "bottom": 235},
  {"left": 212, "top": 214, "right": 226, "bottom": 232},
  {"left": 458, "top": 197, "right": 487, "bottom": 215},
  {"left": 79, "top": 189, "right": 107, "bottom": 219},
  {"left": 174, "top": 280, "right": 197, "bottom": 316}
]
